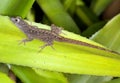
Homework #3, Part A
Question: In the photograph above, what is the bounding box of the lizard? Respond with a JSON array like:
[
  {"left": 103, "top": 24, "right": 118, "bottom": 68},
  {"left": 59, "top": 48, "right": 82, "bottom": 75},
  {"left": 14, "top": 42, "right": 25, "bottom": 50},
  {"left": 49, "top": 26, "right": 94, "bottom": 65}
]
[{"left": 10, "top": 16, "right": 119, "bottom": 54}]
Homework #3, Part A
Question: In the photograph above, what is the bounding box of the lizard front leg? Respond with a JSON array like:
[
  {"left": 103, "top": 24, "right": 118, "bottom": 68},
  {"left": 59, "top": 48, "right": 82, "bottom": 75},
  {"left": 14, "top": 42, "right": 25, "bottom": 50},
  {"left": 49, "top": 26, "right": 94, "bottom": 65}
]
[{"left": 19, "top": 37, "right": 33, "bottom": 45}]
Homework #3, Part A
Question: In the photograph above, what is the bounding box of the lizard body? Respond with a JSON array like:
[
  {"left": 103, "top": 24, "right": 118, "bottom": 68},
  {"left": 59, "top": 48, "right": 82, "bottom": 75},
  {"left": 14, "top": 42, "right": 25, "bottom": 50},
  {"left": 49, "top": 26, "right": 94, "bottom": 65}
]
[{"left": 10, "top": 17, "right": 118, "bottom": 54}]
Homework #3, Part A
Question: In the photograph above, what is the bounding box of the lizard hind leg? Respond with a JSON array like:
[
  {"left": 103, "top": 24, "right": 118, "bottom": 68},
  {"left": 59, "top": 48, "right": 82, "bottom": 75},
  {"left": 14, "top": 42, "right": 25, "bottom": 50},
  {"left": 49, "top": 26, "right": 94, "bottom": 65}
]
[
  {"left": 51, "top": 24, "right": 66, "bottom": 35},
  {"left": 51, "top": 24, "right": 62, "bottom": 35},
  {"left": 39, "top": 42, "right": 55, "bottom": 52}
]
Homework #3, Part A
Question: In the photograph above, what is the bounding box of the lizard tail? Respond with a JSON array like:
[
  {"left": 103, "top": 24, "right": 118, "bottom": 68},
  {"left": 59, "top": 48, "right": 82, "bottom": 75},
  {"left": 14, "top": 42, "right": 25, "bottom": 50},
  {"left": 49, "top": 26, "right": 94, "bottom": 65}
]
[
  {"left": 57, "top": 37, "right": 103, "bottom": 49},
  {"left": 57, "top": 37, "right": 119, "bottom": 55}
]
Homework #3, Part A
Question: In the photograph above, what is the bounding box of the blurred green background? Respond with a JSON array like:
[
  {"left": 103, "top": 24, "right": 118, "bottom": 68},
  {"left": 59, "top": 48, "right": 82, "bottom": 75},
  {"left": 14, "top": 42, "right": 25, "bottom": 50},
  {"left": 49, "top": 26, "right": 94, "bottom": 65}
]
[{"left": 0, "top": 0, "right": 120, "bottom": 83}]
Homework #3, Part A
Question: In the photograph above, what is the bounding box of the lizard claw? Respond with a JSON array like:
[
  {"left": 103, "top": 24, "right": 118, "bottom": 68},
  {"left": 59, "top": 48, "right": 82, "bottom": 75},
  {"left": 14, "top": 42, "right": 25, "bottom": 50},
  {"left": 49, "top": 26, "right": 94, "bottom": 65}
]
[
  {"left": 18, "top": 39, "right": 27, "bottom": 45},
  {"left": 39, "top": 43, "right": 55, "bottom": 52},
  {"left": 18, "top": 38, "right": 33, "bottom": 45},
  {"left": 50, "top": 45, "right": 55, "bottom": 50}
]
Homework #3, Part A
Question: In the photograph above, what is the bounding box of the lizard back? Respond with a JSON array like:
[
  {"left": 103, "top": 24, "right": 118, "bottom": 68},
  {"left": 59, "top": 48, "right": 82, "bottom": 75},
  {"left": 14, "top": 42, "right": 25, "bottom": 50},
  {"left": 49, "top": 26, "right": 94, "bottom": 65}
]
[{"left": 10, "top": 17, "right": 60, "bottom": 43}]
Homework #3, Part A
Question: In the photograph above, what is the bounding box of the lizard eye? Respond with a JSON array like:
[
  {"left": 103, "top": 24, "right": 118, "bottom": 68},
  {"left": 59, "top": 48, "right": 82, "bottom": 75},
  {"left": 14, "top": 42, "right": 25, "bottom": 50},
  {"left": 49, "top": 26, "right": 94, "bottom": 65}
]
[{"left": 14, "top": 18, "right": 20, "bottom": 23}]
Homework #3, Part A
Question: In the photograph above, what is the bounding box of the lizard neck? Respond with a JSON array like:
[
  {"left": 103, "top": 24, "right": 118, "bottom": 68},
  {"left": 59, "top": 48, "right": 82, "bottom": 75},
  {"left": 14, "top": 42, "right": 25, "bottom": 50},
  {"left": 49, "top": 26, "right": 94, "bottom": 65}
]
[
  {"left": 15, "top": 20, "right": 31, "bottom": 34},
  {"left": 16, "top": 23, "right": 30, "bottom": 33}
]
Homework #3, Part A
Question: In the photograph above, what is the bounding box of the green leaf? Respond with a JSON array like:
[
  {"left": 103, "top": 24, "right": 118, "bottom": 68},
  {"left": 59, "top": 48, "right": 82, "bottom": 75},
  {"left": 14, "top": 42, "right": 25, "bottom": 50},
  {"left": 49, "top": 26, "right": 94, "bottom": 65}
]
[
  {"left": 11, "top": 65, "right": 68, "bottom": 83},
  {"left": 66, "top": 74, "right": 112, "bottom": 83},
  {"left": 82, "top": 21, "right": 106, "bottom": 37},
  {"left": 63, "top": 0, "right": 76, "bottom": 15},
  {"left": 75, "top": 5, "right": 99, "bottom": 26},
  {"left": 33, "top": 68, "right": 68, "bottom": 83},
  {"left": 105, "top": 78, "right": 120, "bottom": 83},
  {"left": 91, "top": 14, "right": 120, "bottom": 52},
  {"left": 0, "top": 0, "right": 35, "bottom": 18},
  {"left": 66, "top": 13, "right": 120, "bottom": 83},
  {"left": 0, "top": 63, "right": 9, "bottom": 74},
  {"left": 36, "top": 0, "right": 80, "bottom": 33},
  {"left": 1, "top": 15, "right": 120, "bottom": 76},
  {"left": 90, "top": 0, "right": 113, "bottom": 15}
]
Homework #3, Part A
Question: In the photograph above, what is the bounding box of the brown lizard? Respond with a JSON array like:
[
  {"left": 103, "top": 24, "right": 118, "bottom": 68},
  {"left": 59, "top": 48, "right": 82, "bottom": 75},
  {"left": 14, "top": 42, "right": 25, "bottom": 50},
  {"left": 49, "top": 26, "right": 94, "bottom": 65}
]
[{"left": 10, "top": 16, "right": 119, "bottom": 54}]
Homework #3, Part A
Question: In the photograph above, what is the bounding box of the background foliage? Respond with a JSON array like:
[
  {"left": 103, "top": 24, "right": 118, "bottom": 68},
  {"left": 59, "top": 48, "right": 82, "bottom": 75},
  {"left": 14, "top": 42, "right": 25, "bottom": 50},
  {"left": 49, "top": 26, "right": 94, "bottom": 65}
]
[{"left": 0, "top": 0, "right": 120, "bottom": 83}]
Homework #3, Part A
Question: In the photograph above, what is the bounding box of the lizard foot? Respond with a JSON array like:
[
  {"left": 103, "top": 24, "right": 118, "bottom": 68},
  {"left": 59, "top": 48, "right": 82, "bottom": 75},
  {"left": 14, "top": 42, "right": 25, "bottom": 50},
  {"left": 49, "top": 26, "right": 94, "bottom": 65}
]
[
  {"left": 39, "top": 43, "right": 55, "bottom": 52},
  {"left": 18, "top": 38, "right": 33, "bottom": 45},
  {"left": 18, "top": 39, "right": 27, "bottom": 45}
]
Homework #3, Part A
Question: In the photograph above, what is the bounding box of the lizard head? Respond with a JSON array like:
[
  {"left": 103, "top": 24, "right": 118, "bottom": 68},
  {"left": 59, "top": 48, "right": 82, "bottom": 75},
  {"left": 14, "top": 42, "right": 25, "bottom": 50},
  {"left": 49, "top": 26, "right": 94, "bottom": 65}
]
[{"left": 10, "top": 16, "right": 28, "bottom": 30}]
